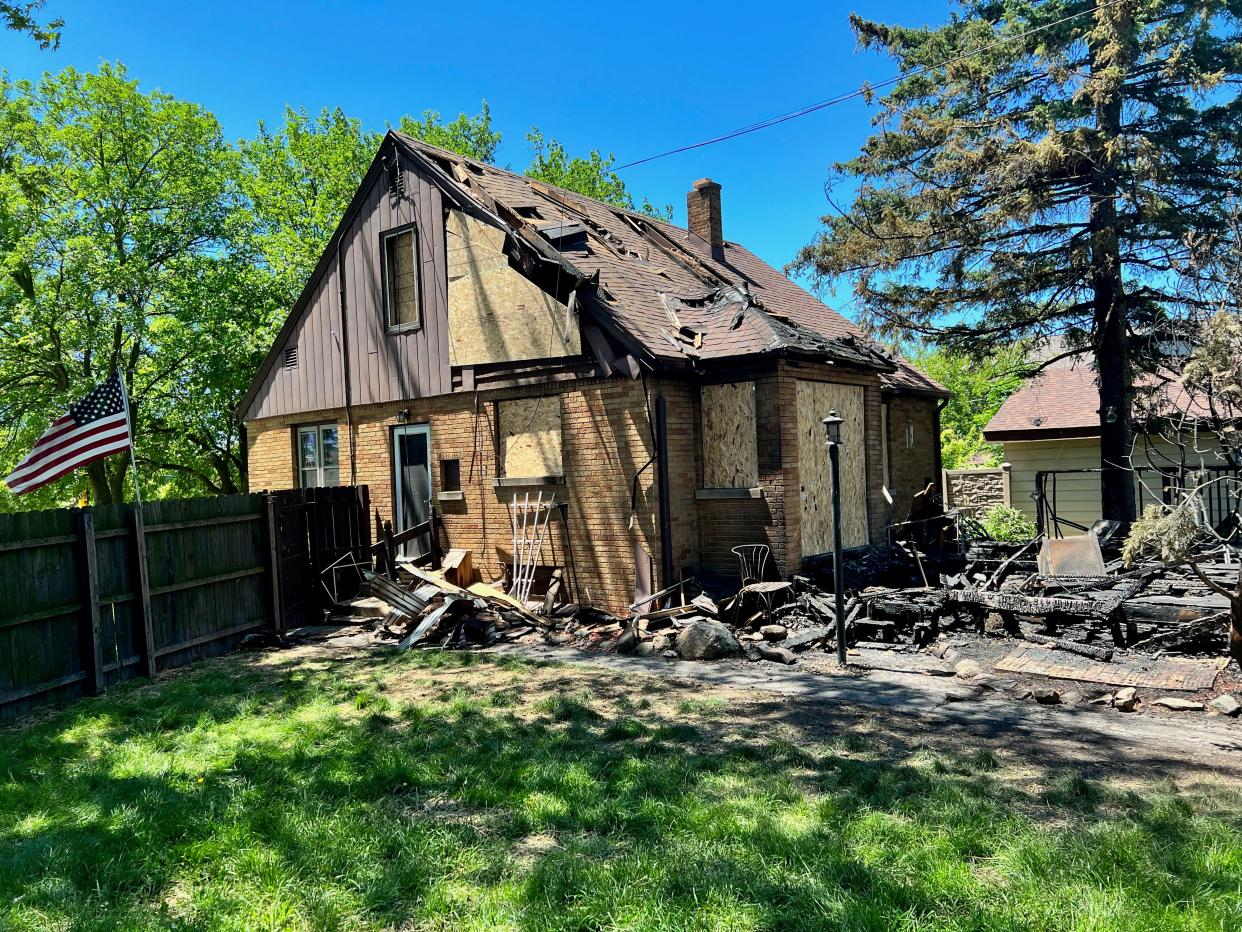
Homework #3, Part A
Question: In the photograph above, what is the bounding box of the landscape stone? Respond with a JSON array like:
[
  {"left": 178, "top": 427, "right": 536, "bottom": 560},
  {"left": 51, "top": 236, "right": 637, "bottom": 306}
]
[
  {"left": 757, "top": 643, "right": 797, "bottom": 665},
  {"left": 760, "top": 624, "right": 788, "bottom": 642},
  {"left": 1112, "top": 688, "right": 1139, "bottom": 712},
  {"left": 1033, "top": 688, "right": 1061, "bottom": 705},
  {"left": 1207, "top": 694, "right": 1241, "bottom": 717},
  {"left": 1151, "top": 696, "right": 1204, "bottom": 712},
  {"left": 955, "top": 658, "right": 982, "bottom": 680},
  {"left": 616, "top": 630, "right": 639, "bottom": 654},
  {"left": 633, "top": 641, "right": 655, "bottom": 658},
  {"left": 675, "top": 621, "right": 741, "bottom": 660}
]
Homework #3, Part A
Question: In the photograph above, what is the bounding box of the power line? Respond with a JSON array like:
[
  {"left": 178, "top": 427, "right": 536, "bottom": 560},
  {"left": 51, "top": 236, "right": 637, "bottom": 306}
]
[{"left": 614, "top": 0, "right": 1129, "bottom": 171}]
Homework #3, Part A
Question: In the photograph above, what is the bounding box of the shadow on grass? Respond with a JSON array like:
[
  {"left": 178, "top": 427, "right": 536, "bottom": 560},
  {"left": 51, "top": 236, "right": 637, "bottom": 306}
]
[{"left": 0, "top": 648, "right": 1239, "bottom": 930}]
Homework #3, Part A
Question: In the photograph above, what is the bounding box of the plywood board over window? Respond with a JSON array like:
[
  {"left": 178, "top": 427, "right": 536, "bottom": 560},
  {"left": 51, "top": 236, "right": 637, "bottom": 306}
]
[
  {"left": 796, "top": 380, "right": 868, "bottom": 554},
  {"left": 500, "top": 396, "right": 563, "bottom": 478},
  {"left": 446, "top": 210, "right": 581, "bottom": 366},
  {"left": 701, "top": 381, "right": 758, "bottom": 487}
]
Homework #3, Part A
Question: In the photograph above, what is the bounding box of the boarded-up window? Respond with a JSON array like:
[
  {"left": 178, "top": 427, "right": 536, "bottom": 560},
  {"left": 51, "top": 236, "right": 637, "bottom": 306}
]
[
  {"left": 701, "top": 381, "right": 758, "bottom": 487},
  {"left": 383, "top": 226, "right": 420, "bottom": 330},
  {"left": 796, "top": 380, "right": 868, "bottom": 553},
  {"left": 499, "top": 396, "right": 563, "bottom": 478}
]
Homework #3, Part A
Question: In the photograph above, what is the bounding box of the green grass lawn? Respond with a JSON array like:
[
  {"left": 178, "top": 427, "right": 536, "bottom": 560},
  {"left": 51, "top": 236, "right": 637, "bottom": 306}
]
[{"left": 1, "top": 647, "right": 1240, "bottom": 931}]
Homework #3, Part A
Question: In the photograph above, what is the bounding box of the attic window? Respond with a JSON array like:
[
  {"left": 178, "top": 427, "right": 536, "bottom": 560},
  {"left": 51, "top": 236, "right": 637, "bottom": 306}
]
[
  {"left": 283, "top": 347, "right": 298, "bottom": 370},
  {"left": 382, "top": 225, "right": 421, "bottom": 331},
  {"left": 514, "top": 205, "right": 542, "bottom": 219}
]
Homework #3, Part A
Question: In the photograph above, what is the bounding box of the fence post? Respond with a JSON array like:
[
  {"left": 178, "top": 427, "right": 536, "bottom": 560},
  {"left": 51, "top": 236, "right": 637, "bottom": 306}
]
[
  {"left": 265, "top": 494, "right": 284, "bottom": 635},
  {"left": 1001, "top": 462, "right": 1012, "bottom": 507},
  {"left": 131, "top": 504, "right": 157, "bottom": 678},
  {"left": 77, "top": 509, "right": 104, "bottom": 696}
]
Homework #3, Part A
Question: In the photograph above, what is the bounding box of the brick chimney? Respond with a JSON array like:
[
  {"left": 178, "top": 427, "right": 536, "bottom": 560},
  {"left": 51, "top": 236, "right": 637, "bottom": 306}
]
[{"left": 687, "top": 178, "right": 724, "bottom": 259}]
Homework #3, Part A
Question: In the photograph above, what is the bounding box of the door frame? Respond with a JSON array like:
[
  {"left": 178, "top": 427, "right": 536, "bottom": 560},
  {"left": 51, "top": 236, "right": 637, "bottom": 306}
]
[{"left": 391, "top": 423, "right": 433, "bottom": 548}]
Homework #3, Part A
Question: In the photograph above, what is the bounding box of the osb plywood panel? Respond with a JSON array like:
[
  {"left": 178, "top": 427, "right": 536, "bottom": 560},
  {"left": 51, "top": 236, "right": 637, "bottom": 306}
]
[
  {"left": 796, "top": 380, "right": 867, "bottom": 555},
  {"left": 702, "top": 381, "right": 758, "bottom": 488},
  {"left": 446, "top": 210, "right": 580, "bottom": 366},
  {"left": 995, "top": 646, "right": 1219, "bottom": 691},
  {"left": 500, "top": 396, "right": 563, "bottom": 478}
]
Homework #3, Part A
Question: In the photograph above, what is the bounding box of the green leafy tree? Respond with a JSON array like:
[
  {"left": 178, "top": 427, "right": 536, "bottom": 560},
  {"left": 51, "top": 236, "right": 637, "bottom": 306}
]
[
  {"left": 794, "top": 0, "right": 1242, "bottom": 524},
  {"left": 397, "top": 103, "right": 501, "bottom": 163},
  {"left": 238, "top": 107, "right": 379, "bottom": 312},
  {"left": 911, "top": 343, "right": 1027, "bottom": 468},
  {"left": 1, "top": 0, "right": 61, "bottom": 48},
  {"left": 525, "top": 129, "right": 672, "bottom": 220},
  {"left": 0, "top": 64, "right": 243, "bottom": 506}
]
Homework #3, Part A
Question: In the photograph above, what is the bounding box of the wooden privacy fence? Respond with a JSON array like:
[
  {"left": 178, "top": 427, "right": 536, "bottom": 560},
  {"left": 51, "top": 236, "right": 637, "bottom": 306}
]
[{"left": 0, "top": 487, "right": 370, "bottom": 720}]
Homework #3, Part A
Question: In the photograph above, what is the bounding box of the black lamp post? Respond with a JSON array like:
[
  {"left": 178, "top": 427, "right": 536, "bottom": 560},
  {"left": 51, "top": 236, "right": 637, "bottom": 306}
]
[{"left": 822, "top": 411, "right": 847, "bottom": 666}]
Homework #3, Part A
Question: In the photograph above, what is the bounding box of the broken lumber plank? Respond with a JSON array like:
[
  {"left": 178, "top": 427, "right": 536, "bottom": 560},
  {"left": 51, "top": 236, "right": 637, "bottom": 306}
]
[
  {"left": 945, "top": 588, "right": 1107, "bottom": 618},
  {"left": 783, "top": 625, "right": 835, "bottom": 651},
  {"left": 1025, "top": 633, "right": 1114, "bottom": 662}
]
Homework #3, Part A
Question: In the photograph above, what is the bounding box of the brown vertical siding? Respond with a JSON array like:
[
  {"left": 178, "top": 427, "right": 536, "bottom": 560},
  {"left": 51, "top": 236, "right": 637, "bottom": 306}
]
[{"left": 247, "top": 160, "right": 451, "bottom": 421}]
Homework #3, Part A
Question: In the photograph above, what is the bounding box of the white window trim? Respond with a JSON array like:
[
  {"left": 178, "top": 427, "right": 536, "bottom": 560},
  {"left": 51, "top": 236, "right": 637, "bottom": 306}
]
[{"left": 297, "top": 424, "right": 339, "bottom": 488}]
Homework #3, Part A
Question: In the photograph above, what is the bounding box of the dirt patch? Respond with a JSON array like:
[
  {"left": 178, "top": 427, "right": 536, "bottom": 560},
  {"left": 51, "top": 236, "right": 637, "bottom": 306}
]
[{"left": 264, "top": 642, "right": 1242, "bottom": 794}]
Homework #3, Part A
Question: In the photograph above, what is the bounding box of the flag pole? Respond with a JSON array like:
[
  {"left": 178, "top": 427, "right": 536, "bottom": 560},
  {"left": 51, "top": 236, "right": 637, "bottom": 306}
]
[{"left": 119, "top": 375, "right": 142, "bottom": 506}]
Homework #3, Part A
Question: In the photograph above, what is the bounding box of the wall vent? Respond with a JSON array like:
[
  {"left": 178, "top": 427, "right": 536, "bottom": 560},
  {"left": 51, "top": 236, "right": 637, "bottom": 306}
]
[{"left": 283, "top": 346, "right": 298, "bottom": 370}]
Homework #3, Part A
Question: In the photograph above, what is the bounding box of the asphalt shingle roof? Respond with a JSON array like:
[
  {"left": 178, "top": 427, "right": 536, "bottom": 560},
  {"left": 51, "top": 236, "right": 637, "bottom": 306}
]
[{"left": 394, "top": 133, "right": 946, "bottom": 396}]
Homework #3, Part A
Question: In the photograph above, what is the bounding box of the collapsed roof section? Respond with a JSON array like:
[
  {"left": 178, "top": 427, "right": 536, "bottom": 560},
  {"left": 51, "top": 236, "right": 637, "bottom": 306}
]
[{"left": 392, "top": 132, "right": 945, "bottom": 395}]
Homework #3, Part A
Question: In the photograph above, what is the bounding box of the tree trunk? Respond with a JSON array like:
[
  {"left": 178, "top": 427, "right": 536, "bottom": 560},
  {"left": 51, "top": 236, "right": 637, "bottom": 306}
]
[
  {"left": 1090, "top": 1, "right": 1137, "bottom": 526},
  {"left": 85, "top": 460, "right": 116, "bottom": 505}
]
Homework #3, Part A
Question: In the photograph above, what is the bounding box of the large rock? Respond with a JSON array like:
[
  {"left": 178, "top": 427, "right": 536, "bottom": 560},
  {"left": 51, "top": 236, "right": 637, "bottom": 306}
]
[
  {"left": 1112, "top": 687, "right": 1138, "bottom": 712},
  {"left": 1208, "top": 694, "right": 1241, "bottom": 717},
  {"left": 760, "top": 624, "right": 788, "bottom": 642},
  {"left": 634, "top": 641, "right": 656, "bottom": 658},
  {"left": 674, "top": 621, "right": 741, "bottom": 660},
  {"left": 1033, "top": 688, "right": 1061, "bottom": 705}
]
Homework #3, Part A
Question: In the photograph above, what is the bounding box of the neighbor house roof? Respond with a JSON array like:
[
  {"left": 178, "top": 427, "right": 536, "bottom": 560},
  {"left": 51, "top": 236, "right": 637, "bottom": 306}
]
[
  {"left": 392, "top": 133, "right": 947, "bottom": 397},
  {"left": 983, "top": 361, "right": 1236, "bottom": 441}
]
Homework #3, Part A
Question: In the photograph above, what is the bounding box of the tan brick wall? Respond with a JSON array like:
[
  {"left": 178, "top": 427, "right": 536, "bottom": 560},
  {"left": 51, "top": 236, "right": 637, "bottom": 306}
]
[
  {"left": 246, "top": 375, "right": 699, "bottom": 616},
  {"left": 246, "top": 364, "right": 940, "bottom": 599}
]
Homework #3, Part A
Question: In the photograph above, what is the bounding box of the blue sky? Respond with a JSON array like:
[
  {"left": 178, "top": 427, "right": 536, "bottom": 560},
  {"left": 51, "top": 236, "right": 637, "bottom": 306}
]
[{"left": 1, "top": 0, "right": 954, "bottom": 310}]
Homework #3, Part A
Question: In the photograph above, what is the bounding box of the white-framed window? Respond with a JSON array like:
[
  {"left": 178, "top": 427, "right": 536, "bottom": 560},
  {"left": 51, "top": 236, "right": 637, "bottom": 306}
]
[
  {"left": 297, "top": 424, "right": 339, "bottom": 488},
  {"left": 382, "top": 225, "right": 421, "bottom": 331}
]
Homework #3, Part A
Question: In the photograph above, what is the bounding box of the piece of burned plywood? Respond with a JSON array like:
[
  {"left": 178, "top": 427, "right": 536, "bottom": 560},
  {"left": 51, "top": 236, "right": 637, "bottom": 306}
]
[
  {"left": 796, "top": 379, "right": 868, "bottom": 554},
  {"left": 446, "top": 210, "right": 581, "bottom": 366},
  {"left": 701, "top": 381, "right": 758, "bottom": 488},
  {"left": 499, "top": 396, "right": 563, "bottom": 477}
]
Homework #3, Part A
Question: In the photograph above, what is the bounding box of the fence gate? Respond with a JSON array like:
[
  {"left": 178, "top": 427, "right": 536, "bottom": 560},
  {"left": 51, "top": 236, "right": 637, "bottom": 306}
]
[{"left": 269, "top": 486, "right": 371, "bottom": 632}]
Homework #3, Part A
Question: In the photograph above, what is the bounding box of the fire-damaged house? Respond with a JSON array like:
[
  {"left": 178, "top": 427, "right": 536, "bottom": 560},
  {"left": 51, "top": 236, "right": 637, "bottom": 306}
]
[{"left": 238, "top": 132, "right": 947, "bottom": 615}]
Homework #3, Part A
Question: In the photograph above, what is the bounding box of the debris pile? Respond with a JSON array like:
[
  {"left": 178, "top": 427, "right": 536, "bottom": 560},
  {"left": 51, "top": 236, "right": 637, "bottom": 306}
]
[{"left": 361, "top": 562, "right": 548, "bottom": 650}]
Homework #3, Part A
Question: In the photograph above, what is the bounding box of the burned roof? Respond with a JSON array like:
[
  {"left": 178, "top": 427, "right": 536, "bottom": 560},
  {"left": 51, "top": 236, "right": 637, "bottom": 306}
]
[{"left": 392, "top": 132, "right": 946, "bottom": 395}]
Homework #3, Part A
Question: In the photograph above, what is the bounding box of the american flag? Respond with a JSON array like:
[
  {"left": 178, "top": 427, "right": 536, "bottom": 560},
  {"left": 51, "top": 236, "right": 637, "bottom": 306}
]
[{"left": 5, "top": 375, "right": 134, "bottom": 496}]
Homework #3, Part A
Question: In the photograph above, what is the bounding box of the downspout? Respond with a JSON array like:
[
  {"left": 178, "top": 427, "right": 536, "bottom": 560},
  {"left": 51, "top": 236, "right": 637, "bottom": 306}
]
[
  {"left": 654, "top": 394, "right": 675, "bottom": 587},
  {"left": 336, "top": 239, "right": 357, "bottom": 486}
]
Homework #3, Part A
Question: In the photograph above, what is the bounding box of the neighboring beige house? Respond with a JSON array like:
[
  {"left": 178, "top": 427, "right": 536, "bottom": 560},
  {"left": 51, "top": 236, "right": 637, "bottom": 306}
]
[{"left": 984, "top": 359, "right": 1237, "bottom": 534}]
